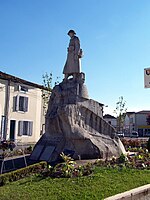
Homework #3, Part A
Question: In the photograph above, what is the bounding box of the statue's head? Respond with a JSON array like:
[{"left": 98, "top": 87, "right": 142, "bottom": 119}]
[{"left": 67, "top": 30, "right": 76, "bottom": 37}]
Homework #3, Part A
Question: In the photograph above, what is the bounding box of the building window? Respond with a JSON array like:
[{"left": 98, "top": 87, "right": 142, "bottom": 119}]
[
  {"left": 13, "top": 96, "right": 28, "bottom": 112},
  {"left": 130, "top": 118, "right": 133, "bottom": 123},
  {"left": 18, "top": 121, "right": 33, "bottom": 136},
  {"left": 19, "top": 85, "right": 28, "bottom": 93}
]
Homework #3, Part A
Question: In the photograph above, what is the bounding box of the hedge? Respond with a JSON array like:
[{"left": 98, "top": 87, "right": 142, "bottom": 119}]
[{"left": 0, "top": 161, "right": 47, "bottom": 186}]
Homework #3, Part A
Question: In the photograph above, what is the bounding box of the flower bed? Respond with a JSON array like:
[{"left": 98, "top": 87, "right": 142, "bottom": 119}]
[
  {"left": 121, "top": 138, "right": 150, "bottom": 152},
  {"left": 42, "top": 153, "right": 94, "bottom": 178},
  {"left": 0, "top": 140, "right": 33, "bottom": 159},
  {"left": 95, "top": 150, "right": 150, "bottom": 170},
  {"left": 0, "top": 141, "right": 16, "bottom": 151}
]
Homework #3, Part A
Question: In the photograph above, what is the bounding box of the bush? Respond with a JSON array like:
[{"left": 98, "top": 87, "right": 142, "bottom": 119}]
[
  {"left": 42, "top": 153, "right": 94, "bottom": 178},
  {"left": 26, "top": 145, "right": 33, "bottom": 152},
  {"left": 0, "top": 140, "right": 16, "bottom": 151},
  {"left": 0, "top": 161, "right": 47, "bottom": 186},
  {"left": 118, "top": 153, "right": 126, "bottom": 163},
  {"left": 47, "top": 153, "right": 79, "bottom": 178}
]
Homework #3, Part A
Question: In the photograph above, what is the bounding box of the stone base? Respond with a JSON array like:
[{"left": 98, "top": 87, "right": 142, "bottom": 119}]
[{"left": 30, "top": 73, "right": 125, "bottom": 162}]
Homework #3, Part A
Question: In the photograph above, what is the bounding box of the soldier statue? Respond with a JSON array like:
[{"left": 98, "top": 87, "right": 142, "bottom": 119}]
[{"left": 63, "top": 30, "right": 83, "bottom": 80}]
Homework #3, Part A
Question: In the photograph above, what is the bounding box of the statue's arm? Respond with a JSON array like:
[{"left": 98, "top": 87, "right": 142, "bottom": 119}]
[{"left": 74, "top": 38, "right": 80, "bottom": 58}]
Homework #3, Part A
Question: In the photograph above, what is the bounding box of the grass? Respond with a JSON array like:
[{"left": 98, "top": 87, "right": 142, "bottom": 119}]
[{"left": 0, "top": 167, "right": 150, "bottom": 200}]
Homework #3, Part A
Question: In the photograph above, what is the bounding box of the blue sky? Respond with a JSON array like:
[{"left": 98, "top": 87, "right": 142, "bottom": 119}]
[{"left": 0, "top": 0, "right": 150, "bottom": 115}]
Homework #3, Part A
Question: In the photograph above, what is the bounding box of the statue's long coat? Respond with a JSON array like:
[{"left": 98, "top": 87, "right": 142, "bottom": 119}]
[{"left": 63, "top": 36, "right": 81, "bottom": 74}]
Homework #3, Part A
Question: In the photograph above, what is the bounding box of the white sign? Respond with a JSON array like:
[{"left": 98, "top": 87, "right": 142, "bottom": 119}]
[{"left": 144, "top": 68, "right": 150, "bottom": 88}]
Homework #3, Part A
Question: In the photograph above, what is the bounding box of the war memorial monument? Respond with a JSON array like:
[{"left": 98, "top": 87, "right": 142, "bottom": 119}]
[{"left": 30, "top": 30, "right": 125, "bottom": 163}]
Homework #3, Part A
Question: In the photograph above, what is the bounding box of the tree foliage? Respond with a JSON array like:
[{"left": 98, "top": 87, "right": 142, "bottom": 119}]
[
  {"left": 42, "top": 72, "right": 59, "bottom": 115},
  {"left": 114, "top": 96, "right": 127, "bottom": 131},
  {"left": 42, "top": 72, "right": 53, "bottom": 90}
]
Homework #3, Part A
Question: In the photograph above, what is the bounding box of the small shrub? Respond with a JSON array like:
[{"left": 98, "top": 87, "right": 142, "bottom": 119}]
[
  {"left": 118, "top": 153, "right": 126, "bottom": 163},
  {"left": 24, "top": 146, "right": 33, "bottom": 154},
  {"left": 0, "top": 161, "right": 47, "bottom": 186},
  {"left": 42, "top": 153, "right": 94, "bottom": 178},
  {"left": 82, "top": 162, "right": 94, "bottom": 176},
  {"left": 0, "top": 140, "right": 16, "bottom": 151},
  {"left": 47, "top": 153, "right": 76, "bottom": 178},
  {"left": 27, "top": 146, "right": 32, "bottom": 152}
]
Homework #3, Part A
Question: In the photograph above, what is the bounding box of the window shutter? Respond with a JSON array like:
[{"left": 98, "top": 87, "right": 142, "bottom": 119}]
[
  {"left": 13, "top": 96, "right": 19, "bottom": 111},
  {"left": 13, "top": 96, "right": 17, "bottom": 111},
  {"left": 14, "top": 84, "right": 19, "bottom": 92},
  {"left": 19, "top": 96, "right": 24, "bottom": 111},
  {"left": 28, "top": 121, "right": 33, "bottom": 136},
  {"left": 24, "top": 97, "right": 28, "bottom": 112},
  {"left": 18, "top": 121, "right": 23, "bottom": 136},
  {"left": 20, "top": 86, "right": 28, "bottom": 92},
  {"left": 16, "top": 96, "right": 19, "bottom": 111}
]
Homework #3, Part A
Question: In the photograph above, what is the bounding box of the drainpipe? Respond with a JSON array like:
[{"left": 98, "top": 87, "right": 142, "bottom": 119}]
[{"left": 3, "top": 80, "right": 10, "bottom": 140}]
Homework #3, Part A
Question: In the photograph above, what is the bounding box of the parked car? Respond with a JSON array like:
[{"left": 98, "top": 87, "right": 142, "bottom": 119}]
[
  {"left": 117, "top": 131, "right": 124, "bottom": 138},
  {"left": 130, "top": 131, "right": 138, "bottom": 138}
]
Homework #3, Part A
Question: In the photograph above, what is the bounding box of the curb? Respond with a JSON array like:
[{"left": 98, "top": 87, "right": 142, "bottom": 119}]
[{"left": 105, "top": 184, "right": 150, "bottom": 200}]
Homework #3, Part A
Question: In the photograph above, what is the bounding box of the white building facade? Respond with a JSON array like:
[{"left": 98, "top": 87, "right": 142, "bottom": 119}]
[
  {"left": 103, "top": 114, "right": 117, "bottom": 129},
  {"left": 0, "top": 71, "right": 48, "bottom": 143},
  {"left": 124, "top": 111, "right": 150, "bottom": 137}
]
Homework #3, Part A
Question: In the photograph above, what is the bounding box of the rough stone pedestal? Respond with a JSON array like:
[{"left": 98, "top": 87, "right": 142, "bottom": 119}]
[{"left": 30, "top": 73, "right": 125, "bottom": 163}]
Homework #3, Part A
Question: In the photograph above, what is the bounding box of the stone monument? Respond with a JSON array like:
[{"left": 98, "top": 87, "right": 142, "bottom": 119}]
[{"left": 30, "top": 30, "right": 125, "bottom": 163}]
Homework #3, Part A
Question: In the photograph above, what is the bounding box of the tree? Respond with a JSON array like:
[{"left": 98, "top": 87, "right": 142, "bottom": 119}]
[
  {"left": 114, "top": 96, "right": 127, "bottom": 131},
  {"left": 42, "top": 72, "right": 59, "bottom": 115}
]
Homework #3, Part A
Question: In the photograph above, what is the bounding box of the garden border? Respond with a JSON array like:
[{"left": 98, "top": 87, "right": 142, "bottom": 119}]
[
  {"left": 105, "top": 184, "right": 150, "bottom": 200},
  {"left": 0, "top": 161, "right": 47, "bottom": 186}
]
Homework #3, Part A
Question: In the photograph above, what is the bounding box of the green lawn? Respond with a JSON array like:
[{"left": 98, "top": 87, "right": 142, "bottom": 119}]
[{"left": 0, "top": 167, "right": 150, "bottom": 200}]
